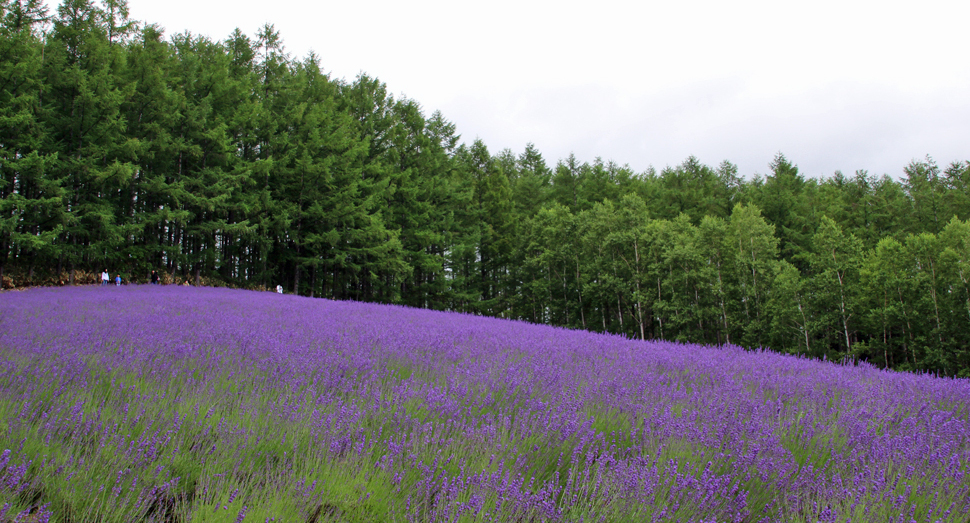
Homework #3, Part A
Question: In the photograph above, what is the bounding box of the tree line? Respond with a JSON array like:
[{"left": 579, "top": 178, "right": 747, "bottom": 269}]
[{"left": 3, "top": 0, "right": 970, "bottom": 376}]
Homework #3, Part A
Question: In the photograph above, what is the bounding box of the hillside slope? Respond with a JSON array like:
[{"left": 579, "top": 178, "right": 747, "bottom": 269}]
[{"left": 0, "top": 286, "right": 968, "bottom": 522}]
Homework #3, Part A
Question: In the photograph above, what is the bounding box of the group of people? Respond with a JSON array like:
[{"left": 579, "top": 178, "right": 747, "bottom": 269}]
[
  {"left": 100, "top": 270, "right": 120, "bottom": 286},
  {"left": 100, "top": 270, "right": 162, "bottom": 286}
]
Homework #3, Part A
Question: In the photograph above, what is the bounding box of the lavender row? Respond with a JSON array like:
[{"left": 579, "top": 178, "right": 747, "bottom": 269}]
[{"left": 0, "top": 286, "right": 968, "bottom": 522}]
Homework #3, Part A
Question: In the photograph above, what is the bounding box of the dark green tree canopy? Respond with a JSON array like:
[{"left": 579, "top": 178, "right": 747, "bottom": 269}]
[{"left": 4, "top": 0, "right": 970, "bottom": 376}]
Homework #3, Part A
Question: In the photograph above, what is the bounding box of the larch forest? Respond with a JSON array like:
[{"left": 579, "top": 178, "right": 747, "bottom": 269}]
[{"left": 3, "top": 0, "right": 970, "bottom": 376}]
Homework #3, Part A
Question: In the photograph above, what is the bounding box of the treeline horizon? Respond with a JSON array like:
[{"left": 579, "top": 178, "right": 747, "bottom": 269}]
[{"left": 3, "top": 0, "right": 970, "bottom": 376}]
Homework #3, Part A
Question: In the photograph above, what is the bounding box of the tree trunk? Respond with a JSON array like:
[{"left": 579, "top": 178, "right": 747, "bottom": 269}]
[
  {"left": 882, "top": 289, "right": 889, "bottom": 369},
  {"left": 833, "top": 261, "right": 851, "bottom": 356},
  {"left": 716, "top": 262, "right": 730, "bottom": 344},
  {"left": 560, "top": 267, "right": 569, "bottom": 325},
  {"left": 576, "top": 257, "right": 586, "bottom": 329},
  {"left": 0, "top": 235, "right": 6, "bottom": 288},
  {"left": 313, "top": 265, "right": 319, "bottom": 298},
  {"left": 896, "top": 285, "right": 916, "bottom": 366},
  {"left": 928, "top": 261, "right": 943, "bottom": 345},
  {"left": 261, "top": 243, "right": 268, "bottom": 289},
  {"left": 617, "top": 295, "right": 623, "bottom": 330},
  {"left": 633, "top": 238, "right": 645, "bottom": 341},
  {"left": 793, "top": 291, "right": 810, "bottom": 354}
]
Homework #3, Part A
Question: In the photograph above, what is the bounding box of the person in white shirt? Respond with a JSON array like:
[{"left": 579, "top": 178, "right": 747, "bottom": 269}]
[{"left": 101, "top": 270, "right": 109, "bottom": 286}]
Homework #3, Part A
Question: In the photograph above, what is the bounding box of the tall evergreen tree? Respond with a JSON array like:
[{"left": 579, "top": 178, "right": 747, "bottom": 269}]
[
  {"left": 120, "top": 23, "right": 182, "bottom": 280},
  {"left": 904, "top": 156, "right": 947, "bottom": 234},
  {"left": 0, "top": 0, "right": 55, "bottom": 286},
  {"left": 45, "top": 0, "right": 133, "bottom": 281},
  {"left": 750, "top": 153, "right": 814, "bottom": 263}
]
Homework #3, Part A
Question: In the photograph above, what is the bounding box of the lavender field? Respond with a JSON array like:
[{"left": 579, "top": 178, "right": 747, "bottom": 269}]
[{"left": 0, "top": 286, "right": 968, "bottom": 522}]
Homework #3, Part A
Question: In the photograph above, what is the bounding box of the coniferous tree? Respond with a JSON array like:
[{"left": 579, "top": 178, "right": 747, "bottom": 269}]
[
  {"left": 0, "top": 0, "right": 55, "bottom": 286},
  {"left": 750, "top": 153, "right": 814, "bottom": 264},
  {"left": 7, "top": 1, "right": 970, "bottom": 375},
  {"left": 512, "top": 143, "right": 551, "bottom": 218},
  {"left": 45, "top": 0, "right": 133, "bottom": 281},
  {"left": 121, "top": 23, "right": 182, "bottom": 279}
]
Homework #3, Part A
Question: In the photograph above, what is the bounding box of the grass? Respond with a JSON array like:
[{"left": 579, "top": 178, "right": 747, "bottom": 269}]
[{"left": 1, "top": 286, "right": 968, "bottom": 522}]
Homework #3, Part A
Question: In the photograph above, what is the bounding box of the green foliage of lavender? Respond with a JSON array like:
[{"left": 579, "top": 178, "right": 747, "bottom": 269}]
[{"left": 1, "top": 286, "right": 969, "bottom": 522}]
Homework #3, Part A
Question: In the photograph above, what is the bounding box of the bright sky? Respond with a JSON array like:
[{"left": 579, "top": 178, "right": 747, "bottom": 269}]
[{"left": 123, "top": 0, "right": 969, "bottom": 179}]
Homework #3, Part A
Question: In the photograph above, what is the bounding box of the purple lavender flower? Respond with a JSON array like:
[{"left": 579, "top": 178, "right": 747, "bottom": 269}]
[{"left": 0, "top": 286, "right": 968, "bottom": 522}]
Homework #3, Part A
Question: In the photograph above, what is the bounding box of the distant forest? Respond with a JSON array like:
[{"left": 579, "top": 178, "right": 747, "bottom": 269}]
[{"left": 3, "top": 0, "right": 970, "bottom": 376}]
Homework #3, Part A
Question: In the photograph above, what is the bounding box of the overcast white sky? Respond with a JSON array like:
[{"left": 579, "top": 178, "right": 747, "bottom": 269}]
[{"left": 123, "top": 0, "right": 969, "bottom": 179}]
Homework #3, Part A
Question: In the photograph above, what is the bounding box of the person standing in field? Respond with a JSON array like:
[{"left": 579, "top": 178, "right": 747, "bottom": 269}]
[
  {"left": 115, "top": 274, "right": 121, "bottom": 286},
  {"left": 151, "top": 270, "right": 159, "bottom": 285},
  {"left": 101, "top": 270, "right": 109, "bottom": 286}
]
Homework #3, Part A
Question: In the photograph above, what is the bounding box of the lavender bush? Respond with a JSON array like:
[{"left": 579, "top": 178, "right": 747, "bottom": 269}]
[{"left": 0, "top": 286, "right": 968, "bottom": 522}]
